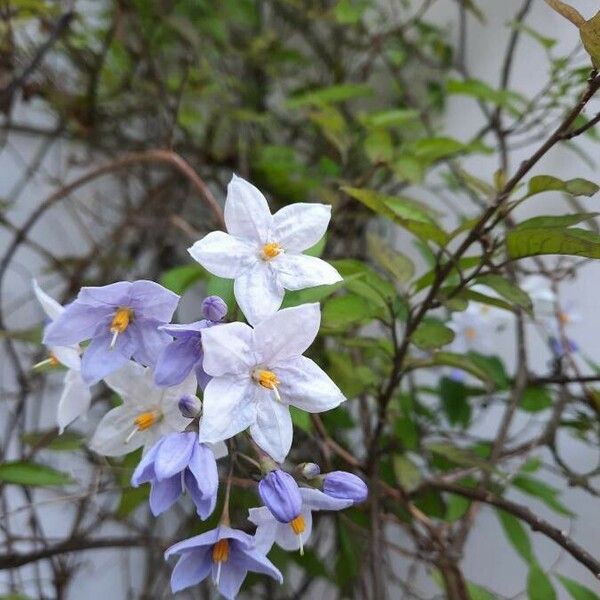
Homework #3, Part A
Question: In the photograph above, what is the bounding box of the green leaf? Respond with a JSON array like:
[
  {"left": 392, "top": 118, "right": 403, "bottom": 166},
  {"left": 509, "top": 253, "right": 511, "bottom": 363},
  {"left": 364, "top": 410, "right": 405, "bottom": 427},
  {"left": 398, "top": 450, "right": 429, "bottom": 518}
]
[
  {"left": 467, "top": 581, "right": 496, "bottom": 600},
  {"left": 160, "top": 263, "right": 205, "bottom": 294},
  {"left": 473, "top": 274, "right": 533, "bottom": 314},
  {"left": 322, "top": 294, "right": 373, "bottom": 329},
  {"left": 362, "top": 109, "right": 420, "bottom": 128},
  {"left": 364, "top": 129, "right": 393, "bottom": 163},
  {"left": 342, "top": 186, "right": 448, "bottom": 245},
  {"left": 496, "top": 509, "right": 535, "bottom": 565},
  {"left": 117, "top": 485, "right": 149, "bottom": 518},
  {"left": 515, "top": 213, "right": 599, "bottom": 230},
  {"left": 520, "top": 387, "right": 553, "bottom": 413},
  {"left": 21, "top": 430, "right": 83, "bottom": 451},
  {"left": 412, "top": 320, "right": 455, "bottom": 350},
  {"left": 556, "top": 574, "right": 600, "bottom": 600},
  {"left": 527, "top": 566, "right": 557, "bottom": 600},
  {"left": 0, "top": 461, "right": 71, "bottom": 486},
  {"left": 393, "top": 454, "right": 422, "bottom": 492},
  {"left": 447, "top": 79, "right": 525, "bottom": 115},
  {"left": 527, "top": 175, "right": 599, "bottom": 198},
  {"left": 287, "top": 83, "right": 373, "bottom": 108},
  {"left": 507, "top": 226, "right": 600, "bottom": 260},
  {"left": 428, "top": 443, "right": 492, "bottom": 472},
  {"left": 367, "top": 234, "right": 415, "bottom": 283},
  {"left": 440, "top": 376, "right": 471, "bottom": 427},
  {"left": 512, "top": 475, "right": 574, "bottom": 516}
]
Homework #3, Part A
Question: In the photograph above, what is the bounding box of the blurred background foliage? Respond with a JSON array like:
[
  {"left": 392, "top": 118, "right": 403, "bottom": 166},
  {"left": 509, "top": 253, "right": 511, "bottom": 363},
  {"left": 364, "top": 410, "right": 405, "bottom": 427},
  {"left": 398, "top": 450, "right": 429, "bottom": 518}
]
[{"left": 3, "top": 1, "right": 600, "bottom": 599}]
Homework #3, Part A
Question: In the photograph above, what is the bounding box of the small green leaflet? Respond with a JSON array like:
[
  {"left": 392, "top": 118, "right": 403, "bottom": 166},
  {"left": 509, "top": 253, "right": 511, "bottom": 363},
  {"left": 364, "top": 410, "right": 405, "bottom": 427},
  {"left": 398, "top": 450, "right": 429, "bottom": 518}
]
[
  {"left": 556, "top": 574, "right": 600, "bottom": 600},
  {"left": 0, "top": 461, "right": 71, "bottom": 486},
  {"left": 527, "top": 566, "right": 557, "bottom": 600}
]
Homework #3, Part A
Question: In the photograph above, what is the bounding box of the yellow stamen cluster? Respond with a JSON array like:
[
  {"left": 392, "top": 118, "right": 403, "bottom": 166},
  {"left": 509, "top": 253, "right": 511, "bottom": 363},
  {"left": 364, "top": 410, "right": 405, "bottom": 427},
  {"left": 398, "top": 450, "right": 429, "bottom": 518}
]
[
  {"left": 290, "top": 515, "right": 305, "bottom": 535},
  {"left": 464, "top": 326, "right": 477, "bottom": 340},
  {"left": 261, "top": 242, "right": 282, "bottom": 261},
  {"left": 212, "top": 538, "right": 230, "bottom": 563},
  {"left": 111, "top": 307, "right": 133, "bottom": 334},
  {"left": 558, "top": 312, "right": 570, "bottom": 325},
  {"left": 48, "top": 353, "right": 60, "bottom": 367},
  {"left": 254, "top": 369, "right": 280, "bottom": 390},
  {"left": 134, "top": 410, "right": 160, "bottom": 431}
]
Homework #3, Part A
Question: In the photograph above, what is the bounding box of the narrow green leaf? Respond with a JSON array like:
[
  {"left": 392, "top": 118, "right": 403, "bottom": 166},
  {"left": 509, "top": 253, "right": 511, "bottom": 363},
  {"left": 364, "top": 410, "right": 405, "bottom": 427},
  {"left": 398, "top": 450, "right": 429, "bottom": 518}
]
[
  {"left": 467, "top": 581, "right": 496, "bottom": 600},
  {"left": 527, "top": 566, "right": 557, "bottom": 600},
  {"left": 556, "top": 574, "right": 600, "bottom": 600},
  {"left": 287, "top": 83, "right": 373, "bottom": 108},
  {"left": 0, "top": 461, "right": 71, "bottom": 486},
  {"left": 496, "top": 509, "right": 535, "bottom": 565},
  {"left": 507, "top": 226, "right": 600, "bottom": 260},
  {"left": 512, "top": 475, "right": 574, "bottom": 516},
  {"left": 412, "top": 320, "right": 455, "bottom": 350},
  {"left": 515, "top": 213, "right": 598, "bottom": 230},
  {"left": 527, "top": 175, "right": 599, "bottom": 198},
  {"left": 21, "top": 430, "right": 83, "bottom": 451},
  {"left": 474, "top": 274, "right": 533, "bottom": 313}
]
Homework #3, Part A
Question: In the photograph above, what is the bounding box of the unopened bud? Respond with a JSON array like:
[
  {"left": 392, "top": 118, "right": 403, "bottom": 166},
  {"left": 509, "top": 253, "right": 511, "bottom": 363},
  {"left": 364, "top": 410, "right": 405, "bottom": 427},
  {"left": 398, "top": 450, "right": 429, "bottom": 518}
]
[
  {"left": 298, "top": 462, "right": 321, "bottom": 479},
  {"left": 178, "top": 394, "right": 201, "bottom": 419},
  {"left": 201, "top": 296, "right": 227, "bottom": 322}
]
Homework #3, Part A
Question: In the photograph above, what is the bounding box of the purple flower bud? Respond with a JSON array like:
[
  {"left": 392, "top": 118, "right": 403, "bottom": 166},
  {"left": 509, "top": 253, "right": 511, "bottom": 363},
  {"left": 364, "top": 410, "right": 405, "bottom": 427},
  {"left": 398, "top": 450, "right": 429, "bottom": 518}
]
[
  {"left": 323, "top": 471, "right": 368, "bottom": 504},
  {"left": 178, "top": 394, "right": 201, "bottom": 418},
  {"left": 299, "top": 462, "right": 321, "bottom": 479},
  {"left": 201, "top": 296, "right": 227, "bottom": 322},
  {"left": 258, "top": 469, "right": 302, "bottom": 523}
]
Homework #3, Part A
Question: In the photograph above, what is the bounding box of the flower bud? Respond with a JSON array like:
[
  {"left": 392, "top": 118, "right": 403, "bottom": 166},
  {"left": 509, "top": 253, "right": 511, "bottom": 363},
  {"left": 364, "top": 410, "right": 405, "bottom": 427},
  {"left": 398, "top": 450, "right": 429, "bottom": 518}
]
[
  {"left": 298, "top": 462, "right": 321, "bottom": 479},
  {"left": 258, "top": 469, "right": 302, "bottom": 523},
  {"left": 178, "top": 394, "right": 202, "bottom": 419},
  {"left": 201, "top": 296, "right": 227, "bottom": 322},
  {"left": 323, "top": 471, "right": 368, "bottom": 504}
]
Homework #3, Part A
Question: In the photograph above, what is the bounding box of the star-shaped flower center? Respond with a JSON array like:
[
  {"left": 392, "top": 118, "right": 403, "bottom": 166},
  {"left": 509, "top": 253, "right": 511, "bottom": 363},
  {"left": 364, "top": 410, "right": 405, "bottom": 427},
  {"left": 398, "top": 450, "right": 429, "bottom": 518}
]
[
  {"left": 252, "top": 368, "right": 281, "bottom": 402},
  {"left": 290, "top": 515, "right": 306, "bottom": 555},
  {"left": 260, "top": 242, "right": 283, "bottom": 261},
  {"left": 125, "top": 409, "right": 162, "bottom": 443},
  {"left": 464, "top": 326, "right": 477, "bottom": 340},
  {"left": 110, "top": 307, "right": 134, "bottom": 349}
]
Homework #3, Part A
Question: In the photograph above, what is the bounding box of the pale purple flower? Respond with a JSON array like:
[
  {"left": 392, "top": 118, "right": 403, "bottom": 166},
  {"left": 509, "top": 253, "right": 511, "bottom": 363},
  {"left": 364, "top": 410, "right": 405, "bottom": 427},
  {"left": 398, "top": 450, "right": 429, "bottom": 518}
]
[
  {"left": 323, "top": 471, "right": 368, "bottom": 504},
  {"left": 43, "top": 280, "right": 179, "bottom": 385},
  {"left": 154, "top": 296, "right": 227, "bottom": 388},
  {"left": 165, "top": 525, "right": 282, "bottom": 598},
  {"left": 249, "top": 487, "right": 351, "bottom": 555},
  {"left": 132, "top": 431, "right": 225, "bottom": 518},
  {"left": 258, "top": 470, "right": 302, "bottom": 523}
]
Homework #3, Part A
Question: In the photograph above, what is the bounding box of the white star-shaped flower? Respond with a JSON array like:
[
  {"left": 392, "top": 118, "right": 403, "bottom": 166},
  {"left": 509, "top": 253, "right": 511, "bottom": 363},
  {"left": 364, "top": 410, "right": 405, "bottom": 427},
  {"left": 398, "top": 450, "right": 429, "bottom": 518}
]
[
  {"left": 89, "top": 361, "right": 195, "bottom": 456},
  {"left": 448, "top": 301, "right": 503, "bottom": 355},
  {"left": 188, "top": 175, "right": 342, "bottom": 325},
  {"left": 198, "top": 303, "right": 345, "bottom": 462},
  {"left": 33, "top": 281, "right": 91, "bottom": 434}
]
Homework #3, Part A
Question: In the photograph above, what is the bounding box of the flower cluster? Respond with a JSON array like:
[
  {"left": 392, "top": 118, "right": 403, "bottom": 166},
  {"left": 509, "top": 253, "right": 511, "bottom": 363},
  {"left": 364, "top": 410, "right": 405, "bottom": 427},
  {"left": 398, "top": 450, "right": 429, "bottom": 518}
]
[{"left": 34, "top": 176, "right": 367, "bottom": 599}]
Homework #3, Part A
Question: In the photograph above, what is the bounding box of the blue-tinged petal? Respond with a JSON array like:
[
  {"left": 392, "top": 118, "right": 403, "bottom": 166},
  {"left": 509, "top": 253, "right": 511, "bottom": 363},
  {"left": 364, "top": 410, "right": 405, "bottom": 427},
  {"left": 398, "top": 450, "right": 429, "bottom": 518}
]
[
  {"left": 44, "top": 301, "right": 112, "bottom": 346},
  {"left": 131, "top": 438, "right": 161, "bottom": 486},
  {"left": 225, "top": 175, "right": 272, "bottom": 242},
  {"left": 184, "top": 470, "right": 217, "bottom": 520},
  {"left": 248, "top": 507, "right": 278, "bottom": 554},
  {"left": 32, "top": 279, "right": 64, "bottom": 321},
  {"left": 154, "top": 338, "right": 201, "bottom": 387},
  {"left": 165, "top": 529, "right": 220, "bottom": 559},
  {"left": 78, "top": 282, "right": 131, "bottom": 307},
  {"left": 129, "top": 319, "right": 171, "bottom": 367},
  {"left": 216, "top": 559, "right": 247, "bottom": 600},
  {"left": 300, "top": 487, "right": 352, "bottom": 511},
  {"left": 237, "top": 547, "right": 283, "bottom": 583},
  {"left": 80, "top": 332, "right": 133, "bottom": 385},
  {"left": 153, "top": 432, "right": 196, "bottom": 480},
  {"left": 234, "top": 261, "right": 284, "bottom": 326},
  {"left": 149, "top": 475, "right": 182, "bottom": 516},
  {"left": 129, "top": 280, "right": 179, "bottom": 321},
  {"left": 199, "top": 376, "right": 256, "bottom": 444},
  {"left": 249, "top": 396, "right": 292, "bottom": 464},
  {"left": 160, "top": 321, "right": 208, "bottom": 338},
  {"left": 187, "top": 442, "right": 219, "bottom": 496},
  {"left": 169, "top": 548, "right": 212, "bottom": 593},
  {"left": 194, "top": 360, "right": 211, "bottom": 390}
]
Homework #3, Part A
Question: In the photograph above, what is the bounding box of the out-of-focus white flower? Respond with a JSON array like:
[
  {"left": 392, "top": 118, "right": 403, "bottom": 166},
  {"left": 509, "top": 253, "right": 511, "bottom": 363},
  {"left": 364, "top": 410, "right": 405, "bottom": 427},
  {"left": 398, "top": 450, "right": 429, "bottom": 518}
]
[
  {"left": 448, "top": 302, "right": 503, "bottom": 355},
  {"left": 198, "top": 303, "right": 345, "bottom": 463},
  {"left": 89, "top": 361, "right": 194, "bottom": 456},
  {"left": 188, "top": 175, "right": 342, "bottom": 325},
  {"left": 521, "top": 275, "right": 556, "bottom": 318},
  {"left": 33, "top": 281, "right": 92, "bottom": 434}
]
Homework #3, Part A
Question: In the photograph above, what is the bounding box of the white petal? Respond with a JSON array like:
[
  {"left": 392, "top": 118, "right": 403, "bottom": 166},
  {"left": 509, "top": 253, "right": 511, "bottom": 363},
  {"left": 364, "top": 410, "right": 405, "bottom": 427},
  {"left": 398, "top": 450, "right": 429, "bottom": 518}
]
[
  {"left": 276, "top": 356, "right": 345, "bottom": 412},
  {"left": 234, "top": 262, "right": 284, "bottom": 326},
  {"left": 198, "top": 376, "right": 256, "bottom": 443},
  {"left": 254, "top": 303, "right": 320, "bottom": 365},
  {"left": 188, "top": 231, "right": 256, "bottom": 279},
  {"left": 104, "top": 361, "right": 149, "bottom": 403},
  {"left": 275, "top": 254, "right": 342, "bottom": 291},
  {"left": 57, "top": 370, "right": 91, "bottom": 433},
  {"left": 89, "top": 404, "right": 140, "bottom": 456},
  {"left": 271, "top": 203, "right": 331, "bottom": 252},
  {"left": 249, "top": 397, "right": 292, "bottom": 463},
  {"left": 249, "top": 507, "right": 279, "bottom": 553},
  {"left": 209, "top": 440, "right": 229, "bottom": 460},
  {"left": 225, "top": 175, "right": 272, "bottom": 242},
  {"left": 32, "top": 279, "right": 64, "bottom": 321},
  {"left": 52, "top": 345, "right": 81, "bottom": 371},
  {"left": 273, "top": 508, "right": 313, "bottom": 551},
  {"left": 160, "top": 372, "right": 196, "bottom": 432},
  {"left": 300, "top": 487, "right": 352, "bottom": 511},
  {"left": 201, "top": 322, "right": 256, "bottom": 376}
]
